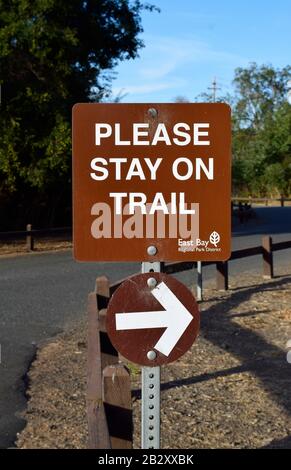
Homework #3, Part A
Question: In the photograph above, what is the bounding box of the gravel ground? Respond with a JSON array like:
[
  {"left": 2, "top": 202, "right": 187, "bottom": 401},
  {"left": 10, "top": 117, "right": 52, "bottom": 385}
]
[
  {"left": 16, "top": 269, "right": 291, "bottom": 449},
  {"left": 0, "top": 239, "right": 72, "bottom": 256}
]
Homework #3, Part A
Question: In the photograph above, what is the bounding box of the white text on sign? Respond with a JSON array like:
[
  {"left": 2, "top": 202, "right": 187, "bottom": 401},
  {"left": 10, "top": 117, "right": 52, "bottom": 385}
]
[{"left": 90, "top": 121, "right": 216, "bottom": 240}]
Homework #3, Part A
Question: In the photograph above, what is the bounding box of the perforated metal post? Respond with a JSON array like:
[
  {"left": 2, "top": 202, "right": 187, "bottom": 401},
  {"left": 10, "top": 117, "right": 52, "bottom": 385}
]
[
  {"left": 197, "top": 261, "right": 202, "bottom": 301},
  {"left": 141, "top": 366, "right": 160, "bottom": 449},
  {"left": 141, "top": 260, "right": 161, "bottom": 449}
]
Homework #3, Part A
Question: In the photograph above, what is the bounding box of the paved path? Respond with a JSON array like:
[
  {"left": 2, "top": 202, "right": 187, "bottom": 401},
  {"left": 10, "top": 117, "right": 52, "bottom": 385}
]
[{"left": 0, "top": 207, "right": 291, "bottom": 447}]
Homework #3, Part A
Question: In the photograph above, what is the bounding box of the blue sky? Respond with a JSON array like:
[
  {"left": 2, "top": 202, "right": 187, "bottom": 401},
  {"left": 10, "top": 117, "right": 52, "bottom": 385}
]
[{"left": 111, "top": 0, "right": 291, "bottom": 102}]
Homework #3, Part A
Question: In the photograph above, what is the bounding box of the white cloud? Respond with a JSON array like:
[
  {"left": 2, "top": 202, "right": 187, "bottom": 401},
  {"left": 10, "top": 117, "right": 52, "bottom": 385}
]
[
  {"left": 112, "top": 78, "right": 186, "bottom": 96},
  {"left": 113, "top": 33, "right": 249, "bottom": 100},
  {"left": 139, "top": 34, "right": 248, "bottom": 74}
]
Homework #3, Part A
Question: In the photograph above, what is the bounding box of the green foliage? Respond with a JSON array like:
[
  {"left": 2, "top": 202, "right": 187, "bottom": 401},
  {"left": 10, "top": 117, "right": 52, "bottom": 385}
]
[
  {"left": 264, "top": 163, "right": 287, "bottom": 194},
  {"left": 233, "top": 62, "right": 291, "bottom": 129},
  {"left": 1, "top": 5, "right": 290, "bottom": 229},
  {"left": 232, "top": 64, "right": 291, "bottom": 196},
  {"left": 0, "top": 0, "right": 157, "bottom": 226}
]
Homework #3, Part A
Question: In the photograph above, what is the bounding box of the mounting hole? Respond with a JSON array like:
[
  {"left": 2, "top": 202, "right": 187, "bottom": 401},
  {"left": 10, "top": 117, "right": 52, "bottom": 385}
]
[
  {"left": 149, "top": 384, "right": 154, "bottom": 389},
  {"left": 149, "top": 425, "right": 154, "bottom": 430},
  {"left": 149, "top": 436, "right": 154, "bottom": 441},
  {"left": 149, "top": 394, "right": 154, "bottom": 399},
  {"left": 149, "top": 405, "right": 154, "bottom": 410},
  {"left": 149, "top": 415, "right": 154, "bottom": 420},
  {"left": 149, "top": 373, "right": 154, "bottom": 378}
]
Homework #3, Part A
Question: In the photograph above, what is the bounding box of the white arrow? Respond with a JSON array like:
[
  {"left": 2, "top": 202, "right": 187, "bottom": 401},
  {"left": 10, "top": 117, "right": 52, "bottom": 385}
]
[{"left": 115, "top": 281, "right": 193, "bottom": 357}]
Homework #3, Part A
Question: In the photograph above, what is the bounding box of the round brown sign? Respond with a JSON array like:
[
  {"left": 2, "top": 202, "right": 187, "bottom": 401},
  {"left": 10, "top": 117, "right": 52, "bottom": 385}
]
[{"left": 106, "top": 273, "right": 200, "bottom": 366}]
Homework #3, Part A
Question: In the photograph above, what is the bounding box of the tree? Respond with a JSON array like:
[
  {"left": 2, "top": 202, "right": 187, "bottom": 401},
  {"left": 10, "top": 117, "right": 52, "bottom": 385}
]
[
  {"left": 0, "top": 0, "right": 157, "bottom": 227},
  {"left": 232, "top": 63, "right": 291, "bottom": 196},
  {"left": 233, "top": 62, "right": 291, "bottom": 130},
  {"left": 261, "top": 102, "right": 291, "bottom": 196}
]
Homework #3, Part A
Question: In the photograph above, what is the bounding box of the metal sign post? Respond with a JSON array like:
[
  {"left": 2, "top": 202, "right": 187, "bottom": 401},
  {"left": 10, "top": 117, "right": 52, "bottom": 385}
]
[
  {"left": 141, "top": 365, "right": 160, "bottom": 449},
  {"left": 105, "top": 261, "right": 200, "bottom": 449},
  {"left": 73, "top": 101, "right": 231, "bottom": 450},
  {"left": 141, "top": 258, "right": 161, "bottom": 449},
  {"left": 197, "top": 261, "right": 203, "bottom": 301}
]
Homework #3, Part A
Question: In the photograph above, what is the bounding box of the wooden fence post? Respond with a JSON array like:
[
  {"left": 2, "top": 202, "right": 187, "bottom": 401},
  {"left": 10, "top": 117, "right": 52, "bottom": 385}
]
[
  {"left": 87, "top": 291, "right": 111, "bottom": 449},
  {"left": 216, "top": 261, "right": 229, "bottom": 290},
  {"left": 87, "top": 276, "right": 121, "bottom": 449},
  {"left": 103, "top": 365, "right": 133, "bottom": 449},
  {"left": 262, "top": 236, "right": 274, "bottom": 279},
  {"left": 26, "top": 224, "right": 34, "bottom": 251},
  {"left": 95, "top": 276, "right": 119, "bottom": 369}
]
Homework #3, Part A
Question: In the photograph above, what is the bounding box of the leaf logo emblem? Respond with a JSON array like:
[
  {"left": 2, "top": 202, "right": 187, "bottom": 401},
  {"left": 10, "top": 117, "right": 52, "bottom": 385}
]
[{"left": 209, "top": 231, "right": 220, "bottom": 247}]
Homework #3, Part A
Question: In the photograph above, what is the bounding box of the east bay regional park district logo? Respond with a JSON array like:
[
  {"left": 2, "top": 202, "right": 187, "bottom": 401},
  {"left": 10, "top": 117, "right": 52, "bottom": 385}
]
[{"left": 178, "top": 230, "right": 221, "bottom": 253}]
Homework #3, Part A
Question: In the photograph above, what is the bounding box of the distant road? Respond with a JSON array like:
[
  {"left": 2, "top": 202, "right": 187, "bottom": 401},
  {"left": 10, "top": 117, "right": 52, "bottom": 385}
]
[{"left": 0, "top": 207, "right": 291, "bottom": 448}]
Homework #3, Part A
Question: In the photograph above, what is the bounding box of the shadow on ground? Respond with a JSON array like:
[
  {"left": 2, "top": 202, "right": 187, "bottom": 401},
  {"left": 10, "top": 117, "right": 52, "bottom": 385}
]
[{"left": 133, "top": 274, "right": 291, "bottom": 448}]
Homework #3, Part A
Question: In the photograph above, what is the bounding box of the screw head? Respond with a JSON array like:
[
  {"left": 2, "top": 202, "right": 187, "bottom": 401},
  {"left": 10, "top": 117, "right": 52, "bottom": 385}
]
[
  {"left": 147, "top": 277, "right": 157, "bottom": 289},
  {"left": 147, "top": 245, "right": 157, "bottom": 256},
  {"left": 147, "top": 350, "right": 157, "bottom": 360},
  {"left": 148, "top": 107, "right": 158, "bottom": 118}
]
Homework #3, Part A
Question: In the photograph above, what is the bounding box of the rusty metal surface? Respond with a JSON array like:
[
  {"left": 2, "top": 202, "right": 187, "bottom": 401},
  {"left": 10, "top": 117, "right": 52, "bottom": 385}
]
[
  {"left": 106, "top": 273, "right": 200, "bottom": 366},
  {"left": 73, "top": 103, "right": 231, "bottom": 262}
]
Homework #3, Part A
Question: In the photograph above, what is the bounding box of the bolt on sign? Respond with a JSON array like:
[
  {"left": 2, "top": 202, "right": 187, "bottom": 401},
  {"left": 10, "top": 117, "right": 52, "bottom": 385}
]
[{"left": 72, "top": 103, "right": 231, "bottom": 261}]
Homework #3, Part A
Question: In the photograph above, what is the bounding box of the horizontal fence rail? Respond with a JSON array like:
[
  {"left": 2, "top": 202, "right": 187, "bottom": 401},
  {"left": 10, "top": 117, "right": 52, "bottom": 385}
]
[
  {"left": 232, "top": 197, "right": 291, "bottom": 206},
  {"left": 272, "top": 240, "right": 291, "bottom": 251},
  {"left": 0, "top": 226, "right": 72, "bottom": 240},
  {"left": 102, "top": 236, "right": 291, "bottom": 295},
  {"left": 0, "top": 224, "right": 72, "bottom": 251},
  {"left": 0, "top": 226, "right": 290, "bottom": 290},
  {"left": 229, "top": 246, "right": 263, "bottom": 260}
]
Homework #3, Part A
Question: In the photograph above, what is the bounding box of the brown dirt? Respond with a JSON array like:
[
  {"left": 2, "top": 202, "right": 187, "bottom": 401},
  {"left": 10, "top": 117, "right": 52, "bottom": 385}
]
[
  {"left": 0, "top": 239, "right": 72, "bottom": 256},
  {"left": 16, "top": 269, "right": 291, "bottom": 449}
]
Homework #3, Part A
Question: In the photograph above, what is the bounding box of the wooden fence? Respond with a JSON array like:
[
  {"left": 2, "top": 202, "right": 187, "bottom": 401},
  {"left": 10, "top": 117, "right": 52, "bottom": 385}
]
[
  {"left": 87, "top": 276, "right": 133, "bottom": 449},
  {"left": 232, "top": 197, "right": 291, "bottom": 207},
  {"left": 0, "top": 224, "right": 72, "bottom": 251},
  {"left": 1, "top": 222, "right": 290, "bottom": 448},
  {"left": 1, "top": 204, "right": 290, "bottom": 250},
  {"left": 163, "top": 235, "right": 291, "bottom": 291},
  {"left": 0, "top": 222, "right": 290, "bottom": 291},
  {"left": 88, "top": 235, "right": 291, "bottom": 448}
]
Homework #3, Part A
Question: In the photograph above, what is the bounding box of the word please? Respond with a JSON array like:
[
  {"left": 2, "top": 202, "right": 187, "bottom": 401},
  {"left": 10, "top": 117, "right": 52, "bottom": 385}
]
[
  {"left": 95, "top": 122, "right": 210, "bottom": 146},
  {"left": 90, "top": 157, "right": 213, "bottom": 181}
]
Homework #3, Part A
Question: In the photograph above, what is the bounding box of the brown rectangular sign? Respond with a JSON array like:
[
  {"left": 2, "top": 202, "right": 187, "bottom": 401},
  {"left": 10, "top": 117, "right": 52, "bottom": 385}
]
[{"left": 73, "top": 103, "right": 231, "bottom": 262}]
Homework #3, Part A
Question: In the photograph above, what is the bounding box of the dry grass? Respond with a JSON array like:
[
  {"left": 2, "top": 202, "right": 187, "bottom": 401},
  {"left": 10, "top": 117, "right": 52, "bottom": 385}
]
[{"left": 0, "top": 239, "right": 72, "bottom": 256}]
